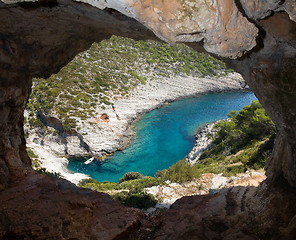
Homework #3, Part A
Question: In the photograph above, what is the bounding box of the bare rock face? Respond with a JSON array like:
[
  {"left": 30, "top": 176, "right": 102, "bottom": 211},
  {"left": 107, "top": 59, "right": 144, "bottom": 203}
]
[
  {"left": 0, "top": 173, "right": 144, "bottom": 239},
  {"left": 0, "top": 74, "right": 32, "bottom": 191},
  {"left": 101, "top": 0, "right": 259, "bottom": 58},
  {"left": 231, "top": 11, "right": 296, "bottom": 188},
  {"left": 284, "top": 0, "right": 296, "bottom": 22},
  {"left": 239, "top": 0, "right": 296, "bottom": 23},
  {"left": 239, "top": 0, "right": 283, "bottom": 20},
  {"left": 136, "top": 183, "right": 296, "bottom": 239},
  {"left": 0, "top": 0, "right": 296, "bottom": 239},
  {"left": 154, "top": 187, "right": 260, "bottom": 240}
]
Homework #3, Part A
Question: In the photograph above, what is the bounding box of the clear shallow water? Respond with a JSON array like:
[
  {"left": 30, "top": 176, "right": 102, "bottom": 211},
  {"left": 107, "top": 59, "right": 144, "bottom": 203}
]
[{"left": 69, "top": 92, "right": 257, "bottom": 182}]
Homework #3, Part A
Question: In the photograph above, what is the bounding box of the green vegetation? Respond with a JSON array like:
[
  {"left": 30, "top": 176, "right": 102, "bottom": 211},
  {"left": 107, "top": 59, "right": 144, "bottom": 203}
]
[
  {"left": 79, "top": 101, "right": 276, "bottom": 209},
  {"left": 78, "top": 175, "right": 162, "bottom": 209},
  {"left": 112, "top": 191, "right": 158, "bottom": 209},
  {"left": 79, "top": 175, "right": 163, "bottom": 193},
  {"left": 37, "top": 168, "right": 61, "bottom": 178},
  {"left": 26, "top": 35, "right": 232, "bottom": 131},
  {"left": 27, "top": 147, "right": 41, "bottom": 170},
  {"left": 199, "top": 101, "right": 276, "bottom": 168},
  {"left": 156, "top": 160, "right": 201, "bottom": 183},
  {"left": 119, "top": 172, "right": 144, "bottom": 183},
  {"left": 157, "top": 100, "right": 276, "bottom": 181}
]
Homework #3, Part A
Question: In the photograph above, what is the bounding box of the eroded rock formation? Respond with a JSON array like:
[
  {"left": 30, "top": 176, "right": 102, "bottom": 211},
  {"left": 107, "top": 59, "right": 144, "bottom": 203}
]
[
  {"left": 0, "top": 173, "right": 144, "bottom": 239},
  {"left": 0, "top": 0, "right": 296, "bottom": 239}
]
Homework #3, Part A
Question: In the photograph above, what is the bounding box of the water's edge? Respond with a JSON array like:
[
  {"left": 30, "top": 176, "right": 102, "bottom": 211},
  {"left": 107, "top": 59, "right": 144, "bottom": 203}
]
[
  {"left": 108, "top": 89, "right": 251, "bottom": 159},
  {"left": 69, "top": 92, "right": 257, "bottom": 182}
]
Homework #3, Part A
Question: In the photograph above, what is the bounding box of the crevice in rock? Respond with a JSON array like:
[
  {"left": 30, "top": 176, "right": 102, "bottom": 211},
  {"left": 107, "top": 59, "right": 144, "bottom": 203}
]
[
  {"left": 18, "top": 0, "right": 58, "bottom": 9},
  {"left": 225, "top": 189, "right": 237, "bottom": 216},
  {"left": 240, "top": 187, "right": 249, "bottom": 212},
  {"left": 234, "top": 0, "right": 267, "bottom": 59},
  {"left": 36, "top": 111, "right": 91, "bottom": 155}
]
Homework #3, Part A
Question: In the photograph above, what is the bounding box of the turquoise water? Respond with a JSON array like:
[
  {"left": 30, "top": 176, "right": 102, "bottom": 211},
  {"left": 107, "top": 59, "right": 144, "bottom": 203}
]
[{"left": 69, "top": 92, "right": 257, "bottom": 182}]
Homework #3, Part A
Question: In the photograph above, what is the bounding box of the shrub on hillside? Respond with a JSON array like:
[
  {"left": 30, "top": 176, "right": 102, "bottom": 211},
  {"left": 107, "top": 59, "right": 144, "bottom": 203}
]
[
  {"left": 194, "top": 100, "right": 276, "bottom": 176},
  {"left": 78, "top": 178, "right": 118, "bottom": 191},
  {"left": 156, "top": 160, "right": 202, "bottom": 183},
  {"left": 112, "top": 191, "right": 157, "bottom": 209},
  {"left": 119, "top": 172, "right": 144, "bottom": 183},
  {"left": 118, "top": 176, "right": 163, "bottom": 192},
  {"left": 78, "top": 176, "right": 160, "bottom": 209}
]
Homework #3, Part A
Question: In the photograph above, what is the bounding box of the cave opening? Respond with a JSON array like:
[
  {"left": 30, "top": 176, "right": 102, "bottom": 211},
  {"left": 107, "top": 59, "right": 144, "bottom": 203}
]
[{"left": 25, "top": 36, "right": 264, "bottom": 186}]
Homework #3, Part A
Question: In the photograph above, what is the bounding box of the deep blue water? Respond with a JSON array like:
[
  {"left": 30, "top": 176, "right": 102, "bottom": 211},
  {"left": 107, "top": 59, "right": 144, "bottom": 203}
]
[{"left": 68, "top": 92, "right": 257, "bottom": 182}]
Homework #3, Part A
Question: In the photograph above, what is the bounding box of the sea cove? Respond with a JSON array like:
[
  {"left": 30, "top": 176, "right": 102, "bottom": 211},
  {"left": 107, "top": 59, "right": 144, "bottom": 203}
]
[{"left": 69, "top": 91, "right": 257, "bottom": 182}]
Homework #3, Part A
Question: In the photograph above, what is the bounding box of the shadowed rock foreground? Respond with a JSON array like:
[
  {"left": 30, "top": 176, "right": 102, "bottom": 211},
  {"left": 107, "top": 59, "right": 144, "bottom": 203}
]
[
  {"left": 0, "top": 173, "right": 144, "bottom": 239},
  {"left": 0, "top": 0, "right": 296, "bottom": 239}
]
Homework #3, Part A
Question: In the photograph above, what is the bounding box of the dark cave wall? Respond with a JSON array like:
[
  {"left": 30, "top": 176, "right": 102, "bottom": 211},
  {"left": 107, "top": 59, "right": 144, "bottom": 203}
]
[
  {"left": 0, "top": 73, "right": 32, "bottom": 190},
  {"left": 231, "top": 12, "right": 296, "bottom": 187}
]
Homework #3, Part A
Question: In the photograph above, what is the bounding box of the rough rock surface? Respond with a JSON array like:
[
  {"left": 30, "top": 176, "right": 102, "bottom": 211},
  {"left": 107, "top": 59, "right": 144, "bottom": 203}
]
[
  {"left": 144, "top": 171, "right": 266, "bottom": 209},
  {"left": 135, "top": 180, "right": 296, "bottom": 240},
  {"left": 0, "top": 173, "right": 144, "bottom": 239},
  {"left": 185, "top": 121, "right": 218, "bottom": 165},
  {"left": 239, "top": 0, "right": 283, "bottom": 20},
  {"left": 150, "top": 183, "right": 296, "bottom": 240},
  {"left": 0, "top": 0, "right": 296, "bottom": 239},
  {"left": 231, "top": 12, "right": 296, "bottom": 189}
]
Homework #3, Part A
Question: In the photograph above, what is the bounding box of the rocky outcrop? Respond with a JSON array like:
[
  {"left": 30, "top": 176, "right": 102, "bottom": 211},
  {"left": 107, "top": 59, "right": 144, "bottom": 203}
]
[
  {"left": 73, "top": 0, "right": 259, "bottom": 58},
  {"left": 144, "top": 171, "right": 266, "bottom": 210},
  {"left": 148, "top": 183, "right": 296, "bottom": 240},
  {"left": 0, "top": 0, "right": 296, "bottom": 239},
  {"left": 0, "top": 73, "right": 32, "bottom": 191},
  {"left": 0, "top": 173, "right": 144, "bottom": 239},
  {"left": 231, "top": 11, "right": 296, "bottom": 188},
  {"left": 185, "top": 121, "right": 218, "bottom": 165}
]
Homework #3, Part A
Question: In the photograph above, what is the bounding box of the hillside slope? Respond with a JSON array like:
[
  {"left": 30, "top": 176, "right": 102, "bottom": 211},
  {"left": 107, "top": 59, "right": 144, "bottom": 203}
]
[{"left": 26, "top": 36, "right": 233, "bottom": 130}]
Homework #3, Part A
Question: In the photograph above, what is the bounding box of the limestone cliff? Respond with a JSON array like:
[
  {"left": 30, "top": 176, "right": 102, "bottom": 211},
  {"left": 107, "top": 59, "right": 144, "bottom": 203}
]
[{"left": 0, "top": 0, "right": 296, "bottom": 239}]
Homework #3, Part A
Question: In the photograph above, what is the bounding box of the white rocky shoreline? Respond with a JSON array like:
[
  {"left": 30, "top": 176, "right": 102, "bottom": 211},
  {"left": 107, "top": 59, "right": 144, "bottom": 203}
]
[
  {"left": 26, "top": 72, "right": 248, "bottom": 184},
  {"left": 185, "top": 121, "right": 218, "bottom": 165}
]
